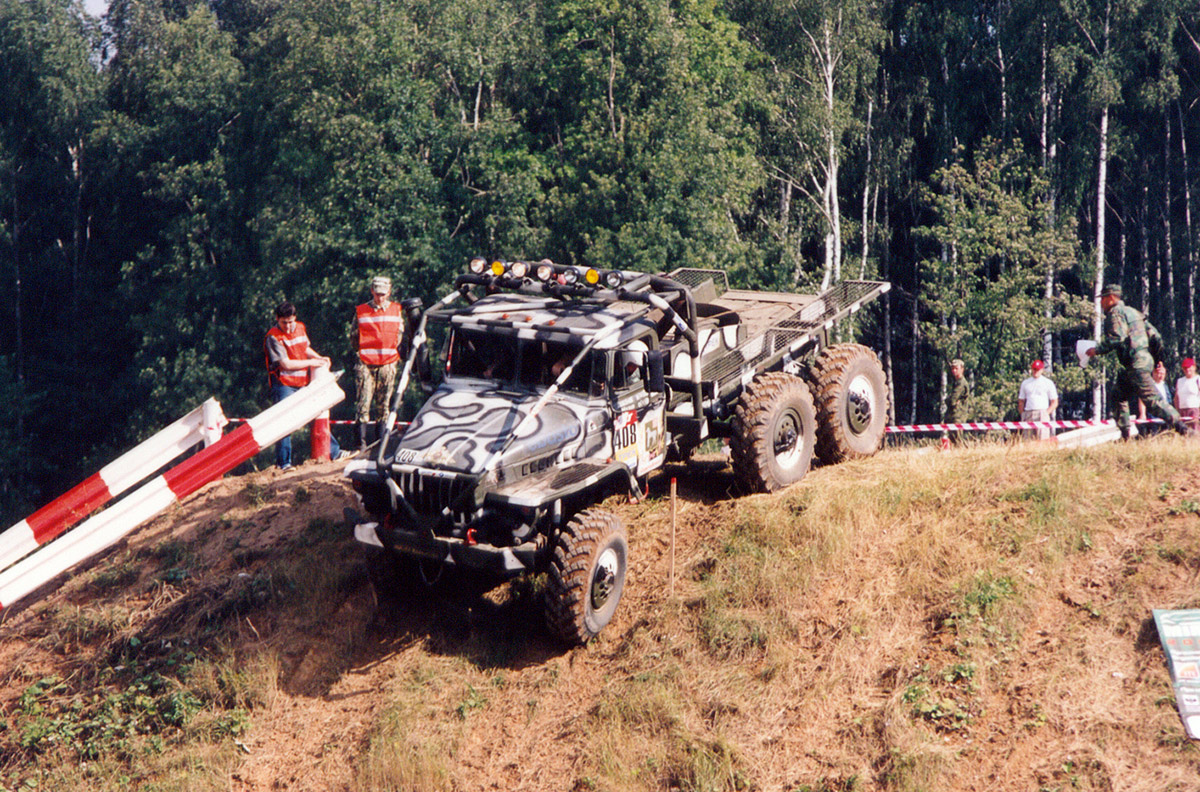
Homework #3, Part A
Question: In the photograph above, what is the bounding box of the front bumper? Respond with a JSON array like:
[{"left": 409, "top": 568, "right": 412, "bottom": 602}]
[{"left": 353, "top": 520, "right": 537, "bottom": 575}]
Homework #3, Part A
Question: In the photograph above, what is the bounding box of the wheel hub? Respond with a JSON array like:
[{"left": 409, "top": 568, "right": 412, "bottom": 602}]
[
  {"left": 846, "top": 375, "right": 875, "bottom": 434},
  {"left": 591, "top": 548, "right": 619, "bottom": 610},
  {"left": 773, "top": 409, "right": 803, "bottom": 470}
]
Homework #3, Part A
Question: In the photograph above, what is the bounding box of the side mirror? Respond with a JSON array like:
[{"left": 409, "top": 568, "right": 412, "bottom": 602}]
[{"left": 646, "top": 349, "right": 666, "bottom": 393}]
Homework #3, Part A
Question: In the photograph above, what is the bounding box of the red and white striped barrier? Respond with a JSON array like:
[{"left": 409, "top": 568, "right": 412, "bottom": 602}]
[
  {"left": 0, "top": 399, "right": 227, "bottom": 572},
  {"left": 0, "top": 370, "right": 344, "bottom": 612},
  {"left": 885, "top": 418, "right": 1162, "bottom": 433}
]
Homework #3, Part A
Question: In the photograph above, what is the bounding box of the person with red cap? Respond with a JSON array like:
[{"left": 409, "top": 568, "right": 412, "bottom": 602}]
[
  {"left": 1176, "top": 357, "right": 1200, "bottom": 430},
  {"left": 1018, "top": 359, "right": 1058, "bottom": 440}
]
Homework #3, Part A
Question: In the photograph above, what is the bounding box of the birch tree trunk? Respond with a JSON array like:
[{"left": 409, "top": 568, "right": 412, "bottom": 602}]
[
  {"left": 1040, "top": 22, "right": 1055, "bottom": 367},
  {"left": 1093, "top": 103, "right": 1109, "bottom": 419},
  {"left": 1178, "top": 102, "right": 1195, "bottom": 350},
  {"left": 1140, "top": 178, "right": 1150, "bottom": 314},
  {"left": 807, "top": 14, "right": 843, "bottom": 291},
  {"left": 1164, "top": 113, "right": 1177, "bottom": 353},
  {"left": 860, "top": 98, "right": 873, "bottom": 278}
]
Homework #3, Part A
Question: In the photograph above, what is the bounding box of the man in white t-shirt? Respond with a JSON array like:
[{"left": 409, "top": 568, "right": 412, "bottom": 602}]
[
  {"left": 1018, "top": 359, "right": 1058, "bottom": 440},
  {"left": 1175, "top": 357, "right": 1200, "bottom": 430}
]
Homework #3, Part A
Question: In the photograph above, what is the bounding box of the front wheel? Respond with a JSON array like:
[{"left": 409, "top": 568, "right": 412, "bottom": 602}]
[
  {"left": 730, "top": 372, "right": 816, "bottom": 493},
  {"left": 543, "top": 509, "right": 628, "bottom": 645}
]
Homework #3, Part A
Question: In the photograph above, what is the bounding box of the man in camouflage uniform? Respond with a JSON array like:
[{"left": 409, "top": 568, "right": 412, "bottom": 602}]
[
  {"left": 943, "top": 358, "right": 971, "bottom": 444},
  {"left": 1086, "top": 284, "right": 1195, "bottom": 438}
]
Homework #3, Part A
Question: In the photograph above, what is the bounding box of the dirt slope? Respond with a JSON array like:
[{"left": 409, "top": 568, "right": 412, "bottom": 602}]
[{"left": 3, "top": 440, "right": 1200, "bottom": 791}]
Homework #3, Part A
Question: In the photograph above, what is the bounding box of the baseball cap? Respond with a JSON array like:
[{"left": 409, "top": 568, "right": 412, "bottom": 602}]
[
  {"left": 1030, "top": 359, "right": 1045, "bottom": 371},
  {"left": 1100, "top": 284, "right": 1122, "bottom": 298},
  {"left": 1184, "top": 357, "right": 1196, "bottom": 369},
  {"left": 371, "top": 276, "right": 391, "bottom": 294}
]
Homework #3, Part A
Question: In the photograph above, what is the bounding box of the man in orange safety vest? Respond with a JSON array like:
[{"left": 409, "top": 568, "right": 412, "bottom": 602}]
[
  {"left": 265, "top": 301, "right": 342, "bottom": 469},
  {"left": 354, "top": 276, "right": 403, "bottom": 450}
]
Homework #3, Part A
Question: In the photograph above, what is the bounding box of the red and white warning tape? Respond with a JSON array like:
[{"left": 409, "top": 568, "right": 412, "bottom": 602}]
[
  {"left": 885, "top": 418, "right": 1164, "bottom": 433},
  {"left": 0, "top": 399, "right": 227, "bottom": 572},
  {"left": 883, "top": 417, "right": 1171, "bottom": 436},
  {"left": 0, "top": 371, "right": 345, "bottom": 611}
]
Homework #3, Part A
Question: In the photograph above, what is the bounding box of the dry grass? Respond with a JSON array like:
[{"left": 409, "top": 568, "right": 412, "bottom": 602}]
[{"left": 3, "top": 439, "right": 1200, "bottom": 791}]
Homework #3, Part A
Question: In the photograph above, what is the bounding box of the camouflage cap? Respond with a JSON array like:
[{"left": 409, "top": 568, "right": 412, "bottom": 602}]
[
  {"left": 951, "top": 358, "right": 965, "bottom": 368},
  {"left": 1100, "top": 283, "right": 1123, "bottom": 298}
]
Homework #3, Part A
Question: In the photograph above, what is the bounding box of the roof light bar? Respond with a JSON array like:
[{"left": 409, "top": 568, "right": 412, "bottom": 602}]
[{"left": 465, "top": 256, "right": 628, "bottom": 292}]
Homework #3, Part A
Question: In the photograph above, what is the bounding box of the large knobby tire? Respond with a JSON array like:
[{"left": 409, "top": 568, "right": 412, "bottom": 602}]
[
  {"left": 543, "top": 509, "right": 628, "bottom": 645},
  {"left": 730, "top": 372, "right": 816, "bottom": 493},
  {"left": 808, "top": 343, "right": 890, "bottom": 465}
]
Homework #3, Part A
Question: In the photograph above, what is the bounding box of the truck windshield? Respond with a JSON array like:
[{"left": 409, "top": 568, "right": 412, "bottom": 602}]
[{"left": 444, "top": 329, "right": 599, "bottom": 395}]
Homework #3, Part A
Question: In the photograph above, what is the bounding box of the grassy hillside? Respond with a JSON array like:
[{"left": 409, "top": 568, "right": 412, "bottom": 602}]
[{"left": 2, "top": 438, "right": 1200, "bottom": 791}]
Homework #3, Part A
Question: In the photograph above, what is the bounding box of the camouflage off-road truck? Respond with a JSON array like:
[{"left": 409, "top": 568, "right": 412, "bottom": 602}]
[{"left": 345, "top": 258, "right": 890, "bottom": 643}]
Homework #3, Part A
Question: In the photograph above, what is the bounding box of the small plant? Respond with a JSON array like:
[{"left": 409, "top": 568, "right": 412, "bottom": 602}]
[
  {"left": 89, "top": 561, "right": 140, "bottom": 593},
  {"left": 902, "top": 683, "right": 971, "bottom": 730},
  {"left": 242, "top": 482, "right": 271, "bottom": 507},
  {"left": 150, "top": 539, "right": 191, "bottom": 567},
  {"left": 294, "top": 485, "right": 311, "bottom": 503},
  {"left": 1167, "top": 499, "right": 1200, "bottom": 516},
  {"left": 956, "top": 574, "right": 1016, "bottom": 622},
  {"left": 455, "top": 685, "right": 486, "bottom": 720}
]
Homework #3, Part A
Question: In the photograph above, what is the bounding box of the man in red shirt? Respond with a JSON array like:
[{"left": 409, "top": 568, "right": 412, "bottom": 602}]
[
  {"left": 265, "top": 301, "right": 341, "bottom": 469},
  {"left": 354, "top": 276, "right": 403, "bottom": 449}
]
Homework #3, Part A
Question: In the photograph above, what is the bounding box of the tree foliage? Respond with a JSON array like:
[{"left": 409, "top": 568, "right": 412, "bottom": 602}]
[{"left": 3, "top": 0, "right": 1200, "bottom": 524}]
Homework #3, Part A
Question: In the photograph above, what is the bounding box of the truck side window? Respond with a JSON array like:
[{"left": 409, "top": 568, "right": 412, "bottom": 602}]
[{"left": 612, "top": 344, "right": 648, "bottom": 392}]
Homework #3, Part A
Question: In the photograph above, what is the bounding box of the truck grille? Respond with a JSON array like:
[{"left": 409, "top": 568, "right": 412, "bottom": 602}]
[{"left": 396, "top": 469, "right": 473, "bottom": 515}]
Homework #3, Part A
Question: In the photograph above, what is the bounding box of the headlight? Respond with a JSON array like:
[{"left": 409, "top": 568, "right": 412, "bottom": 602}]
[
  {"left": 603, "top": 270, "right": 623, "bottom": 289},
  {"left": 561, "top": 267, "right": 579, "bottom": 285},
  {"left": 490, "top": 260, "right": 506, "bottom": 277},
  {"left": 510, "top": 260, "right": 529, "bottom": 279},
  {"left": 535, "top": 261, "right": 555, "bottom": 281},
  {"left": 468, "top": 257, "right": 487, "bottom": 274}
]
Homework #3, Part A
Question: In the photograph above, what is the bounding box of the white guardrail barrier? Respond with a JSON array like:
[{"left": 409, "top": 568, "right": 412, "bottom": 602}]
[{"left": 0, "top": 370, "right": 343, "bottom": 612}]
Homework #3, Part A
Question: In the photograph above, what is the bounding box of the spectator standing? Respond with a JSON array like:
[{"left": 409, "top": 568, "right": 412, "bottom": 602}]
[
  {"left": 943, "top": 358, "right": 971, "bottom": 444},
  {"left": 354, "top": 276, "right": 403, "bottom": 450},
  {"left": 265, "top": 301, "right": 342, "bottom": 470},
  {"left": 1139, "top": 360, "right": 1173, "bottom": 432},
  {"left": 1018, "top": 360, "right": 1058, "bottom": 440},
  {"left": 1086, "top": 284, "right": 1194, "bottom": 438},
  {"left": 1176, "top": 357, "right": 1200, "bottom": 429}
]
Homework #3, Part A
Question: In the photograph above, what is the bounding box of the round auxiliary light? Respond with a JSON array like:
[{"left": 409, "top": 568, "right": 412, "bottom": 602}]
[
  {"left": 491, "top": 260, "right": 507, "bottom": 277},
  {"left": 561, "top": 267, "right": 579, "bottom": 285},
  {"left": 603, "top": 270, "right": 623, "bottom": 289},
  {"left": 468, "top": 257, "right": 487, "bottom": 274},
  {"left": 510, "top": 260, "right": 529, "bottom": 279},
  {"left": 584, "top": 268, "right": 601, "bottom": 286},
  {"left": 535, "top": 262, "right": 555, "bottom": 281}
]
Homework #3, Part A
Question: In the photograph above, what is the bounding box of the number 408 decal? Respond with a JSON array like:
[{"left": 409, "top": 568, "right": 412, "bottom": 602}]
[{"left": 614, "top": 410, "right": 638, "bottom": 449}]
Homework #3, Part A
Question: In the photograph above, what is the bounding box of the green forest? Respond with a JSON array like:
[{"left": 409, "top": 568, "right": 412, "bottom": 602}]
[{"left": 3, "top": 0, "right": 1199, "bottom": 525}]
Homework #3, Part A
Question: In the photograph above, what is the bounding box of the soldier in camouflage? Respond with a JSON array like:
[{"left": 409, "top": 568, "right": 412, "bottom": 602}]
[
  {"left": 1086, "top": 284, "right": 1195, "bottom": 438},
  {"left": 943, "top": 358, "right": 971, "bottom": 444}
]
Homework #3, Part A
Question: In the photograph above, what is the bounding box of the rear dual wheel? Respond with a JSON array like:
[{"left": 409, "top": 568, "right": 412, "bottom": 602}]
[
  {"left": 808, "top": 343, "right": 890, "bottom": 465},
  {"left": 730, "top": 372, "right": 816, "bottom": 493}
]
